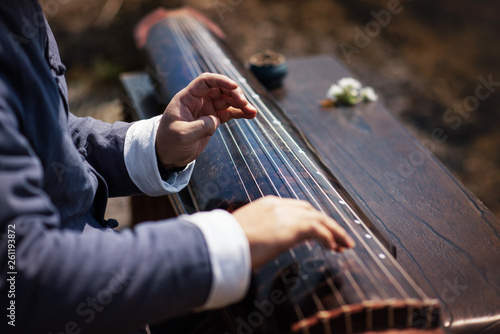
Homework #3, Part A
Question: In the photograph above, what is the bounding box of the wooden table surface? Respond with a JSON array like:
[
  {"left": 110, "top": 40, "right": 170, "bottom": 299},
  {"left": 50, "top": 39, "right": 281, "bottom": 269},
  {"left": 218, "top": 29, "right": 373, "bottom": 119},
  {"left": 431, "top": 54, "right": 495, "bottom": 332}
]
[{"left": 269, "top": 55, "right": 500, "bottom": 334}]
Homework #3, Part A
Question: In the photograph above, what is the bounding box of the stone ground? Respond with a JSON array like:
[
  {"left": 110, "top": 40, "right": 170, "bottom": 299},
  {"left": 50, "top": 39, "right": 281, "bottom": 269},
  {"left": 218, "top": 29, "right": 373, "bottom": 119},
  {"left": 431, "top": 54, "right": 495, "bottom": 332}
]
[{"left": 42, "top": 0, "right": 500, "bottom": 224}]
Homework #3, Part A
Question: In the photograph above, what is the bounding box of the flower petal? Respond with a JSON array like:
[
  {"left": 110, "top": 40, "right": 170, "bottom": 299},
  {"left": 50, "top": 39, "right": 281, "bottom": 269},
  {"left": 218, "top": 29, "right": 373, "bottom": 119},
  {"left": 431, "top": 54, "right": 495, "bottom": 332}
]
[
  {"left": 361, "top": 86, "right": 378, "bottom": 102},
  {"left": 338, "top": 77, "right": 362, "bottom": 90}
]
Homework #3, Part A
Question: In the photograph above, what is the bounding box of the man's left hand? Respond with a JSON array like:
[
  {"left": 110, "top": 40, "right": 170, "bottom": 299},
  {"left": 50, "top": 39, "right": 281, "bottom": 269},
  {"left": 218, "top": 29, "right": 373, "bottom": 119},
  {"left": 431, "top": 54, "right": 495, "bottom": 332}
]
[{"left": 156, "top": 73, "right": 257, "bottom": 168}]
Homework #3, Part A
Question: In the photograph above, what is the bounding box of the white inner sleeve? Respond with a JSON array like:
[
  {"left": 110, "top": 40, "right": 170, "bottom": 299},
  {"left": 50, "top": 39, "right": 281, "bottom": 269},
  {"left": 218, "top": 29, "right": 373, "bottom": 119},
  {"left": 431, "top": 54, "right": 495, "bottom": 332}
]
[
  {"left": 186, "top": 209, "right": 251, "bottom": 310},
  {"left": 124, "top": 116, "right": 194, "bottom": 196}
]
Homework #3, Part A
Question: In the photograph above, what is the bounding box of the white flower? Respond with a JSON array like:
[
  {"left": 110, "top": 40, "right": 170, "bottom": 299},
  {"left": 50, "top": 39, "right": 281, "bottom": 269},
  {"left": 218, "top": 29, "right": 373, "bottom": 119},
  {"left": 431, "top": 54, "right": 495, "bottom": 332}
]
[
  {"left": 338, "top": 77, "right": 362, "bottom": 90},
  {"left": 326, "top": 84, "right": 343, "bottom": 100},
  {"left": 361, "top": 86, "right": 378, "bottom": 102},
  {"left": 324, "top": 77, "right": 377, "bottom": 106}
]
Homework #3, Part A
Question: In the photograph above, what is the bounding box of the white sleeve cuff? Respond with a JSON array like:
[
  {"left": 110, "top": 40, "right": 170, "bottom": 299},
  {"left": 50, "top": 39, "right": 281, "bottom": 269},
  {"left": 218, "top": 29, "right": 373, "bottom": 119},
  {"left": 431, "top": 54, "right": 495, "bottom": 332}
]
[
  {"left": 185, "top": 209, "right": 251, "bottom": 310},
  {"left": 124, "top": 115, "right": 194, "bottom": 196}
]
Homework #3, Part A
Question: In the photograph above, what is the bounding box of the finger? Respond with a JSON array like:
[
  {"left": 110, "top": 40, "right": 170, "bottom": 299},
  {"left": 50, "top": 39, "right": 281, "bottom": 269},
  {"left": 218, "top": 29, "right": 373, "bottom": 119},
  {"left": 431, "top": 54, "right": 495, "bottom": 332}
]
[
  {"left": 178, "top": 115, "right": 221, "bottom": 143},
  {"left": 319, "top": 214, "right": 356, "bottom": 248},
  {"left": 295, "top": 199, "right": 317, "bottom": 210},
  {"left": 197, "top": 79, "right": 258, "bottom": 118},
  {"left": 228, "top": 85, "right": 250, "bottom": 107},
  {"left": 218, "top": 83, "right": 257, "bottom": 112},
  {"left": 220, "top": 87, "right": 232, "bottom": 97},
  {"left": 214, "top": 101, "right": 257, "bottom": 118},
  {"left": 217, "top": 106, "right": 258, "bottom": 122},
  {"left": 241, "top": 103, "right": 258, "bottom": 116},
  {"left": 206, "top": 87, "right": 225, "bottom": 101},
  {"left": 278, "top": 198, "right": 316, "bottom": 210},
  {"left": 208, "top": 91, "right": 257, "bottom": 116},
  {"left": 227, "top": 98, "right": 258, "bottom": 116},
  {"left": 188, "top": 73, "right": 239, "bottom": 98},
  {"left": 205, "top": 86, "right": 239, "bottom": 102},
  {"left": 229, "top": 89, "right": 259, "bottom": 117},
  {"left": 212, "top": 97, "right": 234, "bottom": 113},
  {"left": 256, "top": 196, "right": 316, "bottom": 212},
  {"left": 215, "top": 107, "right": 250, "bottom": 123},
  {"left": 273, "top": 198, "right": 317, "bottom": 212},
  {"left": 307, "top": 220, "right": 337, "bottom": 250}
]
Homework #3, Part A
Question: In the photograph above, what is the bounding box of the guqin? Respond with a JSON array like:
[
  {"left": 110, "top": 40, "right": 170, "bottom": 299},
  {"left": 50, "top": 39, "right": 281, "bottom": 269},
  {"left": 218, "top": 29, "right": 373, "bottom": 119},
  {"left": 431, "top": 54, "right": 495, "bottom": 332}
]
[{"left": 133, "top": 7, "right": 443, "bottom": 334}]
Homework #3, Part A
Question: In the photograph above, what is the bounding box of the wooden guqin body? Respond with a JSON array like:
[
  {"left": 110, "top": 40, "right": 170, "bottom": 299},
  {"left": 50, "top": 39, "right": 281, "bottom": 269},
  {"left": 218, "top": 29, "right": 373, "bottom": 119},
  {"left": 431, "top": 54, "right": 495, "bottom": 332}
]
[{"left": 122, "top": 6, "right": 500, "bottom": 334}]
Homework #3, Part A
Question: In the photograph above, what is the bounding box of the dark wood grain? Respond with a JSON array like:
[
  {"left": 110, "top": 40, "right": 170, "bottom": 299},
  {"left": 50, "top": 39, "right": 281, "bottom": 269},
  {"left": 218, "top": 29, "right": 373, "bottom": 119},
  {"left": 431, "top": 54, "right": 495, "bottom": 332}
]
[{"left": 270, "top": 55, "right": 500, "bottom": 334}]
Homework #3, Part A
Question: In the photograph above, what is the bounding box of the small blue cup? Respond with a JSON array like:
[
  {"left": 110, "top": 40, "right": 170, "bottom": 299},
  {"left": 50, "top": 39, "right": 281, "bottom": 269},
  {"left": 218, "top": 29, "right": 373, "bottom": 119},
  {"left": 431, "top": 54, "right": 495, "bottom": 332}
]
[{"left": 249, "top": 51, "right": 288, "bottom": 90}]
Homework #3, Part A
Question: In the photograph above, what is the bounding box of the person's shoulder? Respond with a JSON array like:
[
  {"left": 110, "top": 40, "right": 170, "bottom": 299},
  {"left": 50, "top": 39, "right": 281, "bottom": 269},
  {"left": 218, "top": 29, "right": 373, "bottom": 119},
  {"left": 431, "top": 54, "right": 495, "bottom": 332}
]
[{"left": 0, "top": 1, "right": 47, "bottom": 59}]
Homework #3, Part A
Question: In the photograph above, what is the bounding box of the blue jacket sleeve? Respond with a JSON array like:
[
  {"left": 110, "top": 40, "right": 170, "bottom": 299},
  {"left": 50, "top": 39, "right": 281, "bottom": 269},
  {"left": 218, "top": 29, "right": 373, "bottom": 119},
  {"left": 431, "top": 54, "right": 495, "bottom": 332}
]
[
  {"left": 0, "top": 98, "right": 213, "bottom": 334},
  {"left": 68, "top": 114, "right": 142, "bottom": 197}
]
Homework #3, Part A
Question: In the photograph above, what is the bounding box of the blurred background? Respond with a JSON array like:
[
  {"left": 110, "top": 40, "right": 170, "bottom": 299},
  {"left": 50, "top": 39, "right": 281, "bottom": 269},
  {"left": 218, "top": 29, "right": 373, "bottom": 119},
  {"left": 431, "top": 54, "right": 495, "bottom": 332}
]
[{"left": 42, "top": 0, "right": 500, "bottom": 223}]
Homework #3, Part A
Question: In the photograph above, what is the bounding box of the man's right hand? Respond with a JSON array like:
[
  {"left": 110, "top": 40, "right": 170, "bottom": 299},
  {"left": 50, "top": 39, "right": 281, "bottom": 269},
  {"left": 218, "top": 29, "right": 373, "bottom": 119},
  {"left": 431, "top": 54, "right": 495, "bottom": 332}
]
[{"left": 232, "top": 196, "right": 356, "bottom": 269}]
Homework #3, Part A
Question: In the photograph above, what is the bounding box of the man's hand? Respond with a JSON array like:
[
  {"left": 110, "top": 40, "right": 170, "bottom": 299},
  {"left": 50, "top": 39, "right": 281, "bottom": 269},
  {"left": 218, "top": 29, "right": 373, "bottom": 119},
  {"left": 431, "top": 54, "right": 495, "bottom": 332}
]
[
  {"left": 232, "top": 196, "right": 356, "bottom": 268},
  {"left": 156, "top": 73, "right": 258, "bottom": 168}
]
